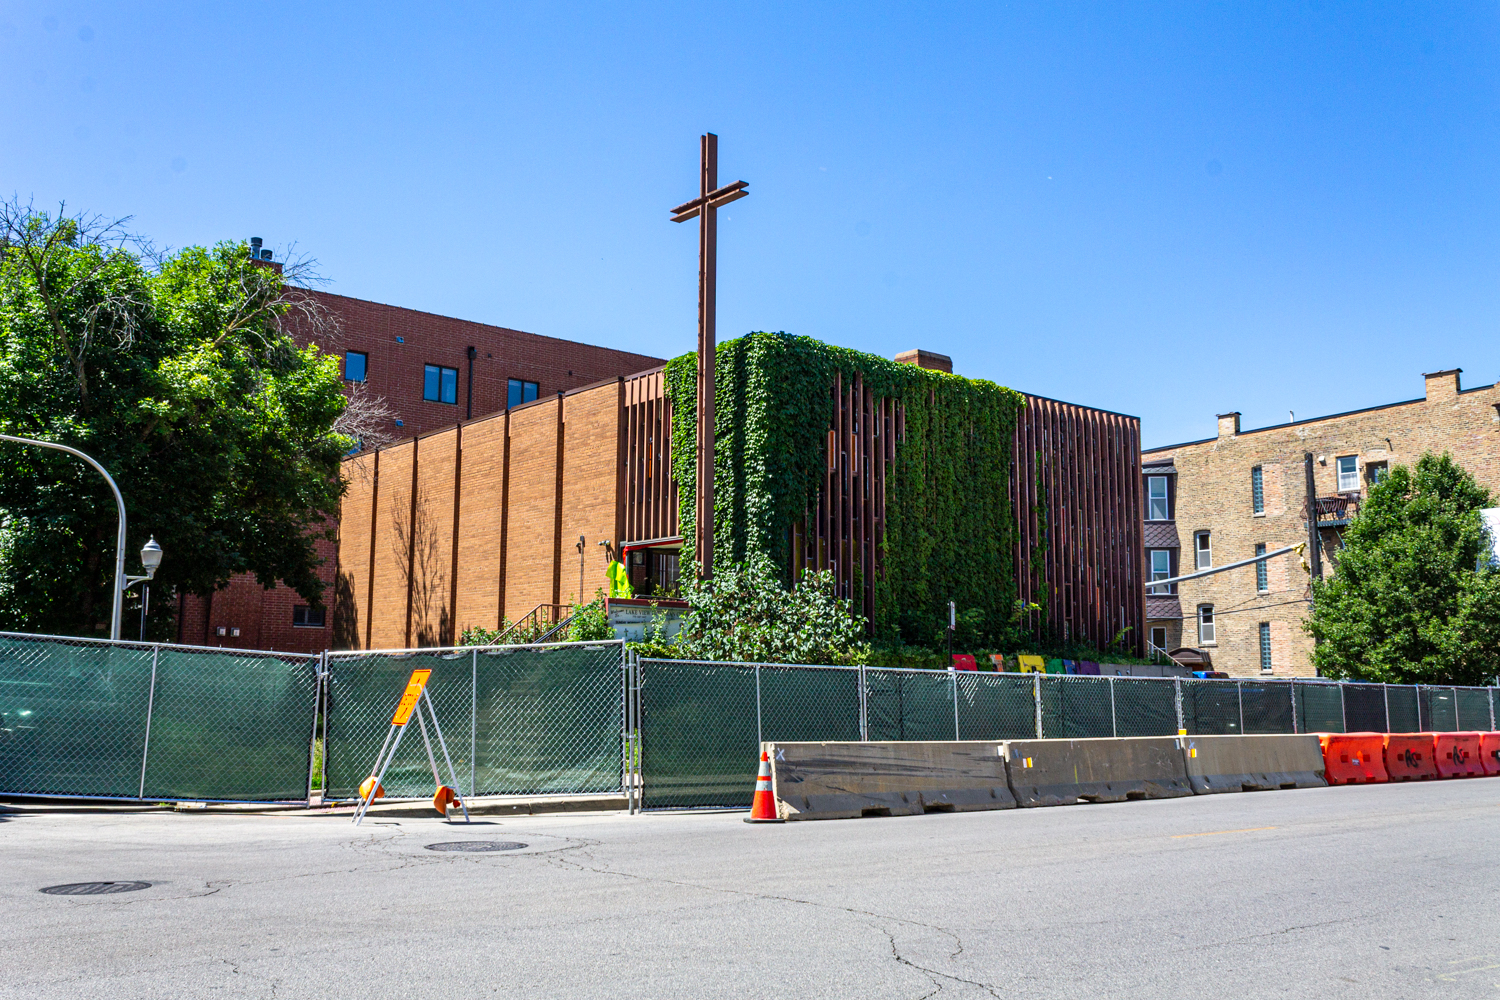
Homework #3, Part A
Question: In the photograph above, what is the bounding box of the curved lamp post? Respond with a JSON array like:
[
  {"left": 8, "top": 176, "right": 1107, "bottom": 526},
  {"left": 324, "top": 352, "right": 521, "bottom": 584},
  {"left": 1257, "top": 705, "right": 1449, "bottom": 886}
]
[{"left": 0, "top": 433, "right": 132, "bottom": 640}]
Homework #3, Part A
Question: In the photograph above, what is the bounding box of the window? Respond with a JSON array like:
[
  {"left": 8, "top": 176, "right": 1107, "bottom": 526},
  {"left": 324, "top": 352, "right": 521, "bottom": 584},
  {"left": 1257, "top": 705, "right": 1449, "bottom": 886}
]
[
  {"left": 344, "top": 351, "right": 367, "bottom": 382},
  {"left": 1150, "top": 626, "right": 1167, "bottom": 651},
  {"left": 1336, "top": 455, "right": 1359, "bottom": 492},
  {"left": 292, "top": 605, "right": 326, "bottom": 628},
  {"left": 1251, "top": 465, "right": 1264, "bottom": 514},
  {"left": 1148, "top": 549, "right": 1173, "bottom": 594},
  {"left": 1255, "top": 543, "right": 1268, "bottom": 593},
  {"left": 507, "top": 378, "right": 539, "bottom": 409},
  {"left": 1147, "top": 476, "right": 1169, "bottom": 520},
  {"left": 424, "top": 364, "right": 458, "bottom": 404},
  {"left": 1259, "top": 622, "right": 1272, "bottom": 673},
  {"left": 1198, "top": 605, "right": 1215, "bottom": 644},
  {"left": 1367, "top": 461, "right": 1388, "bottom": 486},
  {"left": 1195, "top": 531, "right": 1212, "bottom": 569}
]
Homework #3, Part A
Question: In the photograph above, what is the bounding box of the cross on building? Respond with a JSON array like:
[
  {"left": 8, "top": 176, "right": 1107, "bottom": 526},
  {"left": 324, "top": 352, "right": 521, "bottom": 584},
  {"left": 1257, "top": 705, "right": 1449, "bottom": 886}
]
[{"left": 670, "top": 132, "right": 748, "bottom": 578}]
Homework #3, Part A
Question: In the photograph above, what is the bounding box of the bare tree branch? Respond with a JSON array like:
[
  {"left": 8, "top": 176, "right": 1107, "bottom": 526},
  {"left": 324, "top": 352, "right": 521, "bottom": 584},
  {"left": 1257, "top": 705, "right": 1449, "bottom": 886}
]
[{"left": 332, "top": 381, "right": 398, "bottom": 455}]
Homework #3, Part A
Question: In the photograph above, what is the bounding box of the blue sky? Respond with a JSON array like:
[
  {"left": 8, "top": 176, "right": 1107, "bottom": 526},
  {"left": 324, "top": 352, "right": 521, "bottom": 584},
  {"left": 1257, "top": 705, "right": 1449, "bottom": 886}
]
[{"left": 2, "top": 3, "right": 1497, "bottom": 447}]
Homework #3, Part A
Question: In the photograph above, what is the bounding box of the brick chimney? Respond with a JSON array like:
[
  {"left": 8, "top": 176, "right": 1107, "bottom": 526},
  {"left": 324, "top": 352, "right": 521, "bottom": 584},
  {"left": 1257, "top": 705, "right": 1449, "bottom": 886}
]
[
  {"left": 894, "top": 349, "right": 952, "bottom": 374},
  {"left": 1423, "top": 368, "right": 1462, "bottom": 401},
  {"left": 1217, "top": 412, "right": 1240, "bottom": 438}
]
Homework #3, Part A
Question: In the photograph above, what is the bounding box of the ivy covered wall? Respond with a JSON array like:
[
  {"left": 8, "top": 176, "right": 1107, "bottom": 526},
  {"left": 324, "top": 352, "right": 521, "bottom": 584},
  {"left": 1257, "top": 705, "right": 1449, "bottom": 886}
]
[{"left": 664, "top": 332, "right": 1024, "bottom": 647}]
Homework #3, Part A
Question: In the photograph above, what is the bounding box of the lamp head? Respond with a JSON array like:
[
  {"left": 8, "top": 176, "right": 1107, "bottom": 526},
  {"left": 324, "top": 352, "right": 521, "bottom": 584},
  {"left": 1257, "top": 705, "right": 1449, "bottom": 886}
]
[{"left": 140, "top": 536, "right": 163, "bottom": 574}]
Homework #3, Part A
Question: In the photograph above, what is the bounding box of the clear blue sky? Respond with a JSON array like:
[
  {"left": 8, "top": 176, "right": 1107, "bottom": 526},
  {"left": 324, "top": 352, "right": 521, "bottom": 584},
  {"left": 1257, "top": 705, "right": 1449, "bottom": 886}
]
[{"left": 3, "top": 3, "right": 1497, "bottom": 447}]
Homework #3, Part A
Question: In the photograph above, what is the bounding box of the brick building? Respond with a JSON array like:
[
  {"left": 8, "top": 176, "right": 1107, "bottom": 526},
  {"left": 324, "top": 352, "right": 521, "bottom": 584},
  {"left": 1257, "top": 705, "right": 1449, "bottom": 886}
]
[
  {"left": 1142, "top": 368, "right": 1500, "bottom": 677},
  {"left": 174, "top": 288, "right": 663, "bottom": 652},
  {"left": 334, "top": 342, "right": 1145, "bottom": 655}
]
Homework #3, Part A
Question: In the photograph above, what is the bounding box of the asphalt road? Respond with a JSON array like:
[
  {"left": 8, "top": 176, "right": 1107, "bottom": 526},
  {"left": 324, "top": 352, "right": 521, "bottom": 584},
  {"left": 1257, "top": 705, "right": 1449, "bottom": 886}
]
[{"left": 2, "top": 778, "right": 1498, "bottom": 999}]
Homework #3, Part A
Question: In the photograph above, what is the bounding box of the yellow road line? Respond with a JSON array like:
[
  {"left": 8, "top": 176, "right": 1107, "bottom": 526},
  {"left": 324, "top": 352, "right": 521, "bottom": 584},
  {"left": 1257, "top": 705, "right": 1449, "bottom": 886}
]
[{"left": 1171, "top": 826, "right": 1279, "bottom": 839}]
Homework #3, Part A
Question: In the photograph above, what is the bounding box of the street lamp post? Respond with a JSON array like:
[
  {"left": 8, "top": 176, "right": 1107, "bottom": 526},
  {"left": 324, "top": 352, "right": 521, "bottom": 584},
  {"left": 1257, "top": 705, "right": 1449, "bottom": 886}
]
[
  {"left": 125, "top": 537, "right": 163, "bottom": 641},
  {"left": 0, "top": 434, "right": 133, "bottom": 640}
]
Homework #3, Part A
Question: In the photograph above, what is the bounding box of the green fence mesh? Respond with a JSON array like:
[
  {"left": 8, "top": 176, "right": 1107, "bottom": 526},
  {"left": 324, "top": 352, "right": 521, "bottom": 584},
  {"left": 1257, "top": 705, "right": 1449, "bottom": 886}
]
[
  {"left": 0, "top": 634, "right": 157, "bottom": 798},
  {"left": 866, "top": 668, "right": 957, "bottom": 741},
  {"left": 1240, "top": 682, "right": 1295, "bottom": 734},
  {"left": 1455, "top": 687, "right": 1493, "bottom": 731},
  {"left": 0, "top": 633, "right": 317, "bottom": 801},
  {"left": 474, "top": 643, "right": 623, "bottom": 796},
  {"left": 142, "top": 646, "right": 319, "bottom": 801},
  {"left": 1296, "top": 682, "right": 1346, "bottom": 733},
  {"left": 1041, "top": 676, "right": 1114, "bottom": 738},
  {"left": 957, "top": 673, "right": 1036, "bottom": 740},
  {"left": 326, "top": 642, "right": 624, "bottom": 800},
  {"left": 1386, "top": 685, "right": 1421, "bottom": 733},
  {"left": 1182, "top": 679, "right": 1239, "bottom": 734},
  {"left": 639, "top": 659, "right": 759, "bottom": 809},
  {"left": 1113, "top": 678, "right": 1180, "bottom": 736},
  {"left": 7, "top": 632, "right": 1500, "bottom": 810}
]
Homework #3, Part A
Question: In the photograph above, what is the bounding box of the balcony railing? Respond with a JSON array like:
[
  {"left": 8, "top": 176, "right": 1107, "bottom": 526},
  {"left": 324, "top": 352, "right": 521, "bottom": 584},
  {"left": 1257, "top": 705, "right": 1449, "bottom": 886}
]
[{"left": 1308, "top": 491, "right": 1362, "bottom": 529}]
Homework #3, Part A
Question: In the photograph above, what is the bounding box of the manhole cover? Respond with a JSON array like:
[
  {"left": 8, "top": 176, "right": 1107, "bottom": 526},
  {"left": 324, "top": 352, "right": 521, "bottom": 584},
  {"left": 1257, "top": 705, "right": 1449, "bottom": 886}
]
[
  {"left": 424, "top": 841, "right": 527, "bottom": 853},
  {"left": 40, "top": 881, "right": 151, "bottom": 896}
]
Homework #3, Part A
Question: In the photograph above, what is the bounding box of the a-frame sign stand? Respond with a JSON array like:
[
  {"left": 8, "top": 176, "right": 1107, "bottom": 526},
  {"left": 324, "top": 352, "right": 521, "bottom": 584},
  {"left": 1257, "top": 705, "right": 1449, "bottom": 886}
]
[{"left": 352, "top": 668, "right": 472, "bottom": 827}]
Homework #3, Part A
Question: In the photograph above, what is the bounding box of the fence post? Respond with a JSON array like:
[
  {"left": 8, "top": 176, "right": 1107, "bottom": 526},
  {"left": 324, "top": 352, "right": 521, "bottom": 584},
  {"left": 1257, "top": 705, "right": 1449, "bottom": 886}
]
[
  {"left": 755, "top": 663, "right": 763, "bottom": 747},
  {"left": 858, "top": 663, "right": 868, "bottom": 741},
  {"left": 138, "top": 644, "right": 160, "bottom": 801},
  {"left": 951, "top": 669, "right": 961, "bottom": 741},
  {"left": 471, "top": 649, "right": 479, "bottom": 800},
  {"left": 1491, "top": 686, "right": 1497, "bottom": 733},
  {"left": 1033, "top": 671, "right": 1042, "bottom": 739},
  {"left": 1453, "top": 686, "right": 1460, "bottom": 729},
  {"left": 1417, "top": 685, "right": 1424, "bottom": 732},
  {"left": 306, "top": 651, "right": 325, "bottom": 805},
  {"left": 1173, "top": 677, "right": 1184, "bottom": 735},
  {"left": 1237, "top": 680, "right": 1246, "bottom": 735},
  {"left": 1109, "top": 676, "right": 1117, "bottom": 738},
  {"left": 1290, "top": 679, "right": 1298, "bottom": 734},
  {"left": 1383, "top": 683, "right": 1391, "bottom": 733},
  {"left": 1339, "top": 682, "right": 1347, "bottom": 733}
]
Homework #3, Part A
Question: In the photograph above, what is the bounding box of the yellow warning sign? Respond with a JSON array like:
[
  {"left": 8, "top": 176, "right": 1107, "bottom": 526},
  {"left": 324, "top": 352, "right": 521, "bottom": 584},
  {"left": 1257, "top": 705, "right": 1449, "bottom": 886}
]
[{"left": 391, "top": 669, "right": 433, "bottom": 725}]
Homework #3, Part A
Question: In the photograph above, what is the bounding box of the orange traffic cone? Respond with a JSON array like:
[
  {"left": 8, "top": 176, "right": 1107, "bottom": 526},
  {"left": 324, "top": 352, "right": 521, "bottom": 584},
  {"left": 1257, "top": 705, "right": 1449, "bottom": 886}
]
[
  {"left": 433, "top": 785, "right": 461, "bottom": 815},
  {"left": 744, "top": 749, "right": 784, "bottom": 823}
]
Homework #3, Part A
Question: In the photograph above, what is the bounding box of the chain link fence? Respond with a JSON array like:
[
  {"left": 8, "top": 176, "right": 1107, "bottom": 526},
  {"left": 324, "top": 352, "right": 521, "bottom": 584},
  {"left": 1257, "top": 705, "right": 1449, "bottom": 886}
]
[
  {"left": 0, "top": 632, "right": 318, "bottom": 801},
  {"left": 0, "top": 632, "right": 627, "bottom": 804},
  {"left": 323, "top": 640, "right": 627, "bottom": 802},
  {"left": 635, "top": 658, "right": 1500, "bottom": 809},
  {"left": 4, "top": 631, "right": 1496, "bottom": 810}
]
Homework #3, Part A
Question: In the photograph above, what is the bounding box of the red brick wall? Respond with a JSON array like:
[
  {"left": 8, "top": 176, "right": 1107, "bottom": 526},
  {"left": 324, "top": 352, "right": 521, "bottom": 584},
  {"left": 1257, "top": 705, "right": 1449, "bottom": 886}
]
[
  {"left": 307, "top": 291, "right": 663, "bottom": 439},
  {"left": 179, "top": 291, "right": 664, "bottom": 653}
]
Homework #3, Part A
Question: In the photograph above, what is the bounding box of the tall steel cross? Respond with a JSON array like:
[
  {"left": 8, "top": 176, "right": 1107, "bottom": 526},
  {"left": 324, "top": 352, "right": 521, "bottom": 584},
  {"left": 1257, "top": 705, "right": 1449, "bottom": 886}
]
[{"left": 670, "top": 132, "right": 748, "bottom": 578}]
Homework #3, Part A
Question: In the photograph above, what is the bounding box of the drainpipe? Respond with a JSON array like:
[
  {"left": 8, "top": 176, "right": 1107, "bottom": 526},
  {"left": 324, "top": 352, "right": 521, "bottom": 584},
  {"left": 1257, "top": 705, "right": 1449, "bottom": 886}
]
[{"left": 466, "top": 346, "right": 477, "bottom": 420}]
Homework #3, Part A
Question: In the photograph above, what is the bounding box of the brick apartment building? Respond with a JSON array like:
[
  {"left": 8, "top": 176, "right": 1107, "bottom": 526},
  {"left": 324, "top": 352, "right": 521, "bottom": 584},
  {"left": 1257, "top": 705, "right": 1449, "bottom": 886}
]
[
  {"left": 1142, "top": 368, "right": 1500, "bottom": 677},
  {"left": 175, "top": 280, "right": 663, "bottom": 652}
]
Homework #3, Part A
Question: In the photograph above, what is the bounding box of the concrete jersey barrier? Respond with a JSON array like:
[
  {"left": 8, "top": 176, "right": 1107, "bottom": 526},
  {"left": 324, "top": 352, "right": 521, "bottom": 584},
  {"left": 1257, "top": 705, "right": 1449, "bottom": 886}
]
[
  {"left": 1180, "top": 734, "right": 1327, "bottom": 793},
  {"left": 1002, "top": 737, "right": 1193, "bottom": 807},
  {"left": 765, "top": 741, "right": 1017, "bottom": 821}
]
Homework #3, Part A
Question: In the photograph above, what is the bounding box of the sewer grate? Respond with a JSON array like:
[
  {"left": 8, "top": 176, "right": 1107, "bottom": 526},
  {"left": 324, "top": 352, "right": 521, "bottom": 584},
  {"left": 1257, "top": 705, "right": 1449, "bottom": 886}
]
[
  {"left": 424, "top": 841, "right": 528, "bottom": 853},
  {"left": 40, "top": 881, "right": 152, "bottom": 896}
]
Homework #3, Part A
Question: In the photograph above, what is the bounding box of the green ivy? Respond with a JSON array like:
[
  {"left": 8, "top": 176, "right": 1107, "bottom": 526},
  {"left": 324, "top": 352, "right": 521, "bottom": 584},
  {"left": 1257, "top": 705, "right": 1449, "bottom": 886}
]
[{"left": 665, "top": 332, "right": 1024, "bottom": 648}]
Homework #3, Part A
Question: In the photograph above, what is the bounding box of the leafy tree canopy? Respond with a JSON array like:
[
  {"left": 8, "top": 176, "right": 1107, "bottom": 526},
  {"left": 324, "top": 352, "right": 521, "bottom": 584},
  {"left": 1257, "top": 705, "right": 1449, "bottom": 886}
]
[
  {"left": 1305, "top": 452, "right": 1500, "bottom": 684},
  {"left": 0, "top": 202, "right": 349, "bottom": 637}
]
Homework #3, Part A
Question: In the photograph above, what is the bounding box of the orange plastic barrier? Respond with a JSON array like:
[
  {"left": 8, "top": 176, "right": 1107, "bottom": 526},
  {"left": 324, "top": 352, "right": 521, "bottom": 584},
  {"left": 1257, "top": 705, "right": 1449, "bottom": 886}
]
[
  {"left": 1434, "top": 732, "right": 1485, "bottom": 778},
  {"left": 1383, "top": 734, "right": 1438, "bottom": 782},
  {"left": 1318, "top": 733, "right": 1388, "bottom": 784},
  {"left": 1480, "top": 733, "right": 1500, "bottom": 777}
]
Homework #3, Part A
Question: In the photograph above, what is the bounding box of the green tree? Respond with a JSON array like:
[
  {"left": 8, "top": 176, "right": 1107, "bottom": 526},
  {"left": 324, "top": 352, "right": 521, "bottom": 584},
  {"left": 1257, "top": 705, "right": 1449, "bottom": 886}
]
[
  {"left": 0, "top": 201, "right": 350, "bottom": 637},
  {"left": 1305, "top": 452, "right": 1500, "bottom": 684}
]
